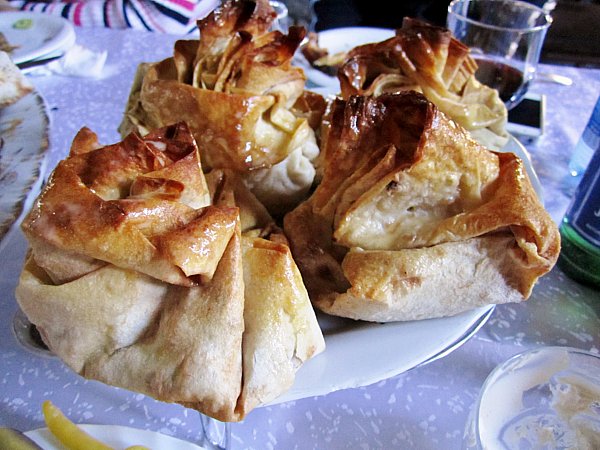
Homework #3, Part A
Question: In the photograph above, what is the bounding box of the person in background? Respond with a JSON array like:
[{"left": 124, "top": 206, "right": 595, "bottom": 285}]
[
  {"left": 0, "top": 0, "right": 220, "bottom": 34},
  {"left": 311, "top": 0, "right": 451, "bottom": 31},
  {"left": 283, "top": 0, "right": 557, "bottom": 32}
]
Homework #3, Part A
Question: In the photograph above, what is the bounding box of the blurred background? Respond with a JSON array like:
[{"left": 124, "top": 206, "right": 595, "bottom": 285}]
[{"left": 281, "top": 0, "right": 600, "bottom": 68}]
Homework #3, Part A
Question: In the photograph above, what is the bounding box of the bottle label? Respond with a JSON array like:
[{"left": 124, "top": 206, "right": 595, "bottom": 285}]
[
  {"left": 568, "top": 98, "right": 600, "bottom": 178},
  {"left": 587, "top": 100, "right": 600, "bottom": 135},
  {"left": 568, "top": 147, "right": 600, "bottom": 247}
]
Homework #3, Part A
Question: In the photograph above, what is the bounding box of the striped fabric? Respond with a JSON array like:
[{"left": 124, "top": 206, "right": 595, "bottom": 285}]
[{"left": 9, "top": 0, "right": 221, "bottom": 34}]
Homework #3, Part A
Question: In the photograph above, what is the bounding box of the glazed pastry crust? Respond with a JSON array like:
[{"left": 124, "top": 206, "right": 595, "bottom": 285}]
[
  {"left": 16, "top": 123, "right": 324, "bottom": 422},
  {"left": 337, "top": 18, "right": 508, "bottom": 149},
  {"left": 284, "top": 92, "right": 560, "bottom": 322},
  {"left": 119, "top": 0, "right": 322, "bottom": 215}
]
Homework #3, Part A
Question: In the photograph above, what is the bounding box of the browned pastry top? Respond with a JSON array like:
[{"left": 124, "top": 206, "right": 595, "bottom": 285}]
[
  {"left": 284, "top": 92, "right": 560, "bottom": 322},
  {"left": 17, "top": 122, "right": 324, "bottom": 422},
  {"left": 337, "top": 18, "right": 508, "bottom": 148}
]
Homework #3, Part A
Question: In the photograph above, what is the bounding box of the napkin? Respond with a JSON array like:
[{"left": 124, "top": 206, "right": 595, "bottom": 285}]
[{"left": 27, "top": 44, "right": 107, "bottom": 78}]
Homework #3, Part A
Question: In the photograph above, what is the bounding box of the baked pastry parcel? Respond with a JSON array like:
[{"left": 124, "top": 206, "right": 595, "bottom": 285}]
[
  {"left": 15, "top": 123, "right": 325, "bottom": 422},
  {"left": 336, "top": 18, "right": 509, "bottom": 150},
  {"left": 119, "top": 0, "right": 323, "bottom": 215},
  {"left": 284, "top": 92, "right": 560, "bottom": 323}
]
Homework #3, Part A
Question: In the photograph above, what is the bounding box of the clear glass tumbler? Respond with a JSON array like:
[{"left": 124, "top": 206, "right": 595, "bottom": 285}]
[
  {"left": 463, "top": 346, "right": 600, "bottom": 449},
  {"left": 447, "top": 0, "right": 552, "bottom": 110}
]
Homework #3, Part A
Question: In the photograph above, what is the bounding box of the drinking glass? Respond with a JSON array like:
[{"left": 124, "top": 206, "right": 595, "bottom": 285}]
[
  {"left": 447, "top": 0, "right": 552, "bottom": 109},
  {"left": 463, "top": 346, "right": 600, "bottom": 449}
]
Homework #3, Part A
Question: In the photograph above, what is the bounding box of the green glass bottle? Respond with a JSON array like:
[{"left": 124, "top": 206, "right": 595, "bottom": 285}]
[
  {"left": 558, "top": 100, "right": 600, "bottom": 289},
  {"left": 559, "top": 222, "right": 600, "bottom": 288}
]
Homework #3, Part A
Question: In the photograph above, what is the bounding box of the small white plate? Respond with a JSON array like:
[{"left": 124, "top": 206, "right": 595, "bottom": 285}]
[
  {"left": 297, "top": 27, "right": 395, "bottom": 88},
  {"left": 0, "top": 12, "right": 75, "bottom": 64},
  {"left": 0, "top": 90, "right": 49, "bottom": 250},
  {"left": 25, "top": 424, "right": 205, "bottom": 450}
]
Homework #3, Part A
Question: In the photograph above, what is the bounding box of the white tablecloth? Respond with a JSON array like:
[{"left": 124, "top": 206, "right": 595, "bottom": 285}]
[{"left": 1, "top": 26, "right": 599, "bottom": 450}]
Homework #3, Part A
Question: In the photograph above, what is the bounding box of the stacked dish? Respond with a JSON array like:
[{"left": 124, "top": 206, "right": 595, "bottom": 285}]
[{"left": 0, "top": 12, "right": 75, "bottom": 70}]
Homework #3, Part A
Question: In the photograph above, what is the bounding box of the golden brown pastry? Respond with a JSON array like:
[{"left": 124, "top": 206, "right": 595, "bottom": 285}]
[
  {"left": 119, "top": 0, "right": 321, "bottom": 215},
  {"left": 337, "top": 18, "right": 508, "bottom": 149},
  {"left": 16, "top": 123, "right": 324, "bottom": 422},
  {"left": 284, "top": 92, "right": 560, "bottom": 322}
]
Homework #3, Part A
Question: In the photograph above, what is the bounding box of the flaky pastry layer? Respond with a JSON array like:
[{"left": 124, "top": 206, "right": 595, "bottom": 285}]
[
  {"left": 17, "top": 123, "right": 324, "bottom": 421},
  {"left": 284, "top": 92, "right": 560, "bottom": 322}
]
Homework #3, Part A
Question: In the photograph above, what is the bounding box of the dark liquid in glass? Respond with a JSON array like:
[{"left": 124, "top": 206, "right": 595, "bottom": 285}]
[{"left": 474, "top": 58, "right": 528, "bottom": 106}]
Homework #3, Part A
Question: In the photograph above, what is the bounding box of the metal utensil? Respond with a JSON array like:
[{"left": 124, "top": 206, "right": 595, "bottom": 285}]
[
  {"left": 16, "top": 53, "right": 63, "bottom": 71},
  {"left": 535, "top": 71, "right": 573, "bottom": 86}
]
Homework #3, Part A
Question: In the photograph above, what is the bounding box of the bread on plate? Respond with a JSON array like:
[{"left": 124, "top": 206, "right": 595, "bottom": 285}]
[{"left": 0, "top": 50, "right": 33, "bottom": 108}]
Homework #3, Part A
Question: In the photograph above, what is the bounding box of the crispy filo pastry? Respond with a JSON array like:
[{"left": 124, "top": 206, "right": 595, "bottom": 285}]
[
  {"left": 16, "top": 123, "right": 324, "bottom": 422},
  {"left": 337, "top": 18, "right": 508, "bottom": 150},
  {"left": 284, "top": 92, "right": 560, "bottom": 322},
  {"left": 119, "top": 0, "right": 320, "bottom": 215}
]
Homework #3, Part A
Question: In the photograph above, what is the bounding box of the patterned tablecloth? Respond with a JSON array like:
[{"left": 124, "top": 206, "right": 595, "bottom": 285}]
[{"left": 1, "top": 26, "right": 599, "bottom": 450}]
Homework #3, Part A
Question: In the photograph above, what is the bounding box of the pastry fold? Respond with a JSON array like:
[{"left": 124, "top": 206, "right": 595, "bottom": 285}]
[
  {"left": 284, "top": 92, "right": 560, "bottom": 322},
  {"left": 337, "top": 18, "right": 508, "bottom": 149},
  {"left": 119, "top": 0, "right": 321, "bottom": 214},
  {"left": 16, "top": 123, "right": 324, "bottom": 421}
]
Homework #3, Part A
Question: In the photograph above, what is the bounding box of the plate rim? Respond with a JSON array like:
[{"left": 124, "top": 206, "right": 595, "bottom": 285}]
[
  {"left": 272, "top": 304, "right": 494, "bottom": 404},
  {"left": 24, "top": 424, "right": 206, "bottom": 450},
  {"left": 0, "top": 89, "right": 49, "bottom": 251}
]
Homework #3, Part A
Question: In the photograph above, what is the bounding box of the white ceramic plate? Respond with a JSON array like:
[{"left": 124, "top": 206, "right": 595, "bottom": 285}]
[
  {"left": 0, "top": 90, "right": 49, "bottom": 249},
  {"left": 272, "top": 135, "right": 541, "bottom": 405},
  {"left": 25, "top": 425, "right": 205, "bottom": 450},
  {"left": 5, "top": 124, "right": 537, "bottom": 408},
  {"left": 275, "top": 305, "right": 494, "bottom": 404},
  {"left": 297, "top": 27, "right": 395, "bottom": 88},
  {"left": 0, "top": 12, "right": 75, "bottom": 64}
]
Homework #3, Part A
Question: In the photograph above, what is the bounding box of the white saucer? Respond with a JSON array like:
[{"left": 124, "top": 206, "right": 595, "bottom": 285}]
[{"left": 0, "top": 12, "right": 75, "bottom": 65}]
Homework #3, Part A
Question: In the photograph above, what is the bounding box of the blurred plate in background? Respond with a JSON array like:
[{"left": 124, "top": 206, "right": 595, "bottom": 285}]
[
  {"left": 0, "top": 12, "right": 75, "bottom": 65},
  {"left": 297, "top": 27, "right": 395, "bottom": 88}
]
